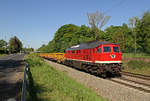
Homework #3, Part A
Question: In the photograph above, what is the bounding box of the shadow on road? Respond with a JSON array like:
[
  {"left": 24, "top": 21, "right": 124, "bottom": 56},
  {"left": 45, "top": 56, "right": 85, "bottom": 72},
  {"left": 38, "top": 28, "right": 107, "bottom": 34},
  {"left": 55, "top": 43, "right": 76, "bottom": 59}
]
[
  {"left": 0, "top": 59, "right": 24, "bottom": 69},
  {"left": 0, "top": 81, "right": 22, "bottom": 101},
  {"left": 0, "top": 55, "right": 25, "bottom": 101}
]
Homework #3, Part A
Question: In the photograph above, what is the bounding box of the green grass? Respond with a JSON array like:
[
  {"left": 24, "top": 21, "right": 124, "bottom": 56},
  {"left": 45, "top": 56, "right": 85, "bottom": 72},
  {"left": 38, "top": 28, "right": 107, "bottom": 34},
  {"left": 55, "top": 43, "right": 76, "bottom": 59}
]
[
  {"left": 25, "top": 54, "right": 107, "bottom": 101},
  {"left": 128, "top": 60, "right": 150, "bottom": 69},
  {"left": 0, "top": 54, "right": 6, "bottom": 57},
  {"left": 123, "top": 60, "right": 150, "bottom": 76},
  {"left": 122, "top": 53, "right": 150, "bottom": 75},
  {"left": 122, "top": 53, "right": 150, "bottom": 58}
]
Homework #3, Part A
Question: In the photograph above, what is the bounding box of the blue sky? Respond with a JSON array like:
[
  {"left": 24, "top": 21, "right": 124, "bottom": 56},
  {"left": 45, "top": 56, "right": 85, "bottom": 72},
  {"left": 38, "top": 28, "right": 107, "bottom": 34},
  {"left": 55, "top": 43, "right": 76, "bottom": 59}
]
[{"left": 0, "top": 0, "right": 150, "bottom": 49}]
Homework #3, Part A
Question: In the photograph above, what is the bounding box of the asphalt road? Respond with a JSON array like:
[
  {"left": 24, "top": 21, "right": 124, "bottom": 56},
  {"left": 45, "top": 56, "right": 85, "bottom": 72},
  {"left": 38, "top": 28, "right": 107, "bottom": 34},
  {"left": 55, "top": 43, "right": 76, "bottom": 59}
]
[{"left": 0, "top": 54, "right": 25, "bottom": 101}]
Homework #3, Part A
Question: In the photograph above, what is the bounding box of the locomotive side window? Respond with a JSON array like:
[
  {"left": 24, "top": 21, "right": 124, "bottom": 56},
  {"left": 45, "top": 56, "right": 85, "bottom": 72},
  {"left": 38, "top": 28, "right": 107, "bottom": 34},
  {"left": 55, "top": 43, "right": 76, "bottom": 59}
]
[
  {"left": 113, "top": 46, "right": 119, "bottom": 52},
  {"left": 103, "top": 46, "right": 111, "bottom": 52},
  {"left": 97, "top": 48, "right": 101, "bottom": 53}
]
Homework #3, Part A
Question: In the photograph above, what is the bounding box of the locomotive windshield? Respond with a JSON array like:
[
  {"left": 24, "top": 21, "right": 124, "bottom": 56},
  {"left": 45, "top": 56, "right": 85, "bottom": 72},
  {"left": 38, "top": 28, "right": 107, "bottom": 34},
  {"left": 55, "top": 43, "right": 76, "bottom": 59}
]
[
  {"left": 103, "top": 46, "right": 111, "bottom": 52},
  {"left": 113, "top": 46, "right": 119, "bottom": 52}
]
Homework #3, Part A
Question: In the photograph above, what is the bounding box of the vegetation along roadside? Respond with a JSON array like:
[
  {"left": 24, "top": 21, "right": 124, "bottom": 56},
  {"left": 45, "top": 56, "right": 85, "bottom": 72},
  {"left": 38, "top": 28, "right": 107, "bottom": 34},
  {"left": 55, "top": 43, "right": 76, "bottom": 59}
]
[
  {"left": 0, "top": 54, "right": 6, "bottom": 57},
  {"left": 25, "top": 53, "right": 108, "bottom": 101}
]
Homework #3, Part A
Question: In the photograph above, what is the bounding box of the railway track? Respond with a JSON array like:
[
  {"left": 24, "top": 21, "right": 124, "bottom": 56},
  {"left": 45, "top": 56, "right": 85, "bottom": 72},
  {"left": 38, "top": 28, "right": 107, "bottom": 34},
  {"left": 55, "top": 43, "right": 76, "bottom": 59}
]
[
  {"left": 109, "top": 71, "right": 150, "bottom": 93},
  {"left": 121, "top": 71, "right": 150, "bottom": 80},
  {"left": 120, "top": 77, "right": 150, "bottom": 87},
  {"left": 110, "top": 78, "right": 150, "bottom": 93}
]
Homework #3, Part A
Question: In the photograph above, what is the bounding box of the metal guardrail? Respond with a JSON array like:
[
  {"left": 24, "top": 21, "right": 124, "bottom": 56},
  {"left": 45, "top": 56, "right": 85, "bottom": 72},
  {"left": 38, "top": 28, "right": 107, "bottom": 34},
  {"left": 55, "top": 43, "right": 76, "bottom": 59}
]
[{"left": 21, "top": 62, "right": 28, "bottom": 101}]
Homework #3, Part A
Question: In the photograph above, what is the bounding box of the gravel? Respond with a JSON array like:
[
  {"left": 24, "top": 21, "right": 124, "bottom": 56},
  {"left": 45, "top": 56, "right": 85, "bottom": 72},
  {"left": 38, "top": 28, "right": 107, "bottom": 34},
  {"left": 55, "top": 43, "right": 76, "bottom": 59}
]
[{"left": 45, "top": 59, "right": 150, "bottom": 101}]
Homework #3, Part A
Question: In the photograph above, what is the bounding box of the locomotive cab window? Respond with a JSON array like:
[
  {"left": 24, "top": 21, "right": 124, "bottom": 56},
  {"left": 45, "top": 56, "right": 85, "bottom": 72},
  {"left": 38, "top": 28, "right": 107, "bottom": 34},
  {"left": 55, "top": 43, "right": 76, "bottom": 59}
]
[
  {"left": 103, "top": 46, "right": 111, "bottom": 52},
  {"left": 97, "top": 48, "right": 101, "bottom": 53},
  {"left": 113, "top": 46, "right": 119, "bottom": 52}
]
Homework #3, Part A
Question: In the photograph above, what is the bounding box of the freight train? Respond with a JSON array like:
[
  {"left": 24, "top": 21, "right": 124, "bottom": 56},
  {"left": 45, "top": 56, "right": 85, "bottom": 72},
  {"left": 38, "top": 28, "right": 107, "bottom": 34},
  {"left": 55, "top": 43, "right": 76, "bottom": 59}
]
[{"left": 40, "top": 41, "right": 122, "bottom": 78}]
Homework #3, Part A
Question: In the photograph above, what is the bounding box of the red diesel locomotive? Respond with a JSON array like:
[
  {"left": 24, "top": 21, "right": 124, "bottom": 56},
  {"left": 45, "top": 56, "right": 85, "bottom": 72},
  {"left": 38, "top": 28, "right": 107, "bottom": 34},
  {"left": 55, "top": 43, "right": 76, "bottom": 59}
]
[{"left": 65, "top": 41, "right": 122, "bottom": 77}]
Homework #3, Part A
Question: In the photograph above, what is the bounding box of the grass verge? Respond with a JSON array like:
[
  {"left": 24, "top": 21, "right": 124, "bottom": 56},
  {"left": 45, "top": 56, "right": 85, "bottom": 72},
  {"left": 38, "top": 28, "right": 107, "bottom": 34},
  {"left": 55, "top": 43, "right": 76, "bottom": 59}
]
[
  {"left": 123, "top": 60, "right": 150, "bottom": 76},
  {"left": 122, "top": 53, "right": 150, "bottom": 58},
  {"left": 0, "top": 54, "right": 6, "bottom": 57},
  {"left": 25, "top": 54, "right": 107, "bottom": 101},
  {"left": 122, "top": 53, "right": 150, "bottom": 76}
]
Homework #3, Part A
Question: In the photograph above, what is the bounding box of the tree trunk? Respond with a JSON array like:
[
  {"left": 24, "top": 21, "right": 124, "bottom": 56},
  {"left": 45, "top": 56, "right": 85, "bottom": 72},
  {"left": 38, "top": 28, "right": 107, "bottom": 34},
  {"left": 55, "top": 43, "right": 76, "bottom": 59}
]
[{"left": 134, "top": 34, "right": 136, "bottom": 55}]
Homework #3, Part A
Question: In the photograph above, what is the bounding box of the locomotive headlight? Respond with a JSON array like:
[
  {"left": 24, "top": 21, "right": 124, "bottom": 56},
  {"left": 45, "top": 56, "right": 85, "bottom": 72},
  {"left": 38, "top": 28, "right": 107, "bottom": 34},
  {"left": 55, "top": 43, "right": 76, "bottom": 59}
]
[{"left": 111, "top": 54, "right": 115, "bottom": 58}]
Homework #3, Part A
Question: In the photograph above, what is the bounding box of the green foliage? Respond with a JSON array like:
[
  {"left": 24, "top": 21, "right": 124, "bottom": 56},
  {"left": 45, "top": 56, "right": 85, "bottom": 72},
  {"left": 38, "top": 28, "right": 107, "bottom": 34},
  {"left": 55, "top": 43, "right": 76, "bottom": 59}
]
[
  {"left": 123, "top": 53, "right": 150, "bottom": 58},
  {"left": 135, "top": 11, "right": 150, "bottom": 53},
  {"left": 123, "top": 57, "right": 150, "bottom": 76},
  {"left": 0, "top": 39, "right": 7, "bottom": 53},
  {"left": 0, "top": 39, "right": 7, "bottom": 48},
  {"left": 38, "top": 24, "right": 94, "bottom": 52},
  {"left": 26, "top": 54, "right": 107, "bottom": 101},
  {"left": 38, "top": 11, "right": 150, "bottom": 54},
  {"left": 128, "top": 60, "right": 150, "bottom": 69},
  {"left": 23, "top": 47, "right": 34, "bottom": 53},
  {"left": 37, "top": 44, "right": 47, "bottom": 52},
  {"left": 104, "top": 24, "right": 132, "bottom": 52},
  {"left": 0, "top": 54, "right": 6, "bottom": 57},
  {"left": 8, "top": 36, "right": 23, "bottom": 53}
]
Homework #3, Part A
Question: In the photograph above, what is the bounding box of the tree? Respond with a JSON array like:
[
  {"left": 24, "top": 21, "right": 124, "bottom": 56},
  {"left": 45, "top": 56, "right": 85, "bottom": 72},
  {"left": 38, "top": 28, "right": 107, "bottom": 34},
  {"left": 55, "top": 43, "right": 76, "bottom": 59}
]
[
  {"left": 104, "top": 24, "right": 131, "bottom": 52},
  {"left": 23, "top": 47, "right": 34, "bottom": 53},
  {"left": 87, "top": 11, "right": 111, "bottom": 40},
  {"left": 0, "top": 39, "right": 7, "bottom": 48},
  {"left": 37, "top": 44, "right": 48, "bottom": 52},
  {"left": 38, "top": 24, "right": 95, "bottom": 53},
  {"left": 0, "top": 39, "right": 7, "bottom": 53},
  {"left": 8, "top": 36, "right": 23, "bottom": 53},
  {"left": 135, "top": 11, "right": 150, "bottom": 53},
  {"left": 129, "top": 16, "right": 139, "bottom": 55}
]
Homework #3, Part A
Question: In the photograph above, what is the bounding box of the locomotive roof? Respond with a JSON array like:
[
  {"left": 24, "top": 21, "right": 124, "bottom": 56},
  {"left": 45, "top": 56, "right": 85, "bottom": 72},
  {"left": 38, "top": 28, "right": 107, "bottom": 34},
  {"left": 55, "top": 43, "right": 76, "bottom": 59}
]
[{"left": 66, "top": 41, "right": 117, "bottom": 51}]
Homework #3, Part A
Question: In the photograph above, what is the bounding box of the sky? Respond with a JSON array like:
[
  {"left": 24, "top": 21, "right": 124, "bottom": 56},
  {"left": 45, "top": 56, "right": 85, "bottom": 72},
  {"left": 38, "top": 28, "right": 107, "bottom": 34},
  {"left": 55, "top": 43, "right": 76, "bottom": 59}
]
[{"left": 0, "top": 0, "right": 150, "bottom": 49}]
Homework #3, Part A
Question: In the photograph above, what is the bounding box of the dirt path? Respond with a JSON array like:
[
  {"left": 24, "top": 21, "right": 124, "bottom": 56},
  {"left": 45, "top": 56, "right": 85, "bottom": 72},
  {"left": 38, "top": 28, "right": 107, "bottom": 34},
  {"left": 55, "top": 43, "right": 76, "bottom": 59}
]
[
  {"left": 45, "top": 59, "right": 150, "bottom": 101},
  {"left": 0, "top": 54, "right": 25, "bottom": 101}
]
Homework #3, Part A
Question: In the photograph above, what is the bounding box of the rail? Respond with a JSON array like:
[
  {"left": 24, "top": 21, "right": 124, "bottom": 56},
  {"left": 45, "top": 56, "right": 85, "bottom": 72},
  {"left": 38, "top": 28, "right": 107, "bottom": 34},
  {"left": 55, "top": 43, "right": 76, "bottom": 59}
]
[
  {"left": 121, "top": 71, "right": 150, "bottom": 80},
  {"left": 110, "top": 78, "right": 150, "bottom": 93},
  {"left": 21, "top": 62, "right": 28, "bottom": 101}
]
